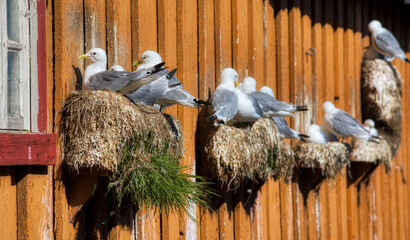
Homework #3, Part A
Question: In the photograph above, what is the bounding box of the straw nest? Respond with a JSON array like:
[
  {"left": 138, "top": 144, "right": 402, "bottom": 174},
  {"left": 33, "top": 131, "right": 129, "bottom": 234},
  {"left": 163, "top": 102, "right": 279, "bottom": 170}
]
[
  {"left": 294, "top": 142, "right": 349, "bottom": 178},
  {"left": 200, "top": 118, "right": 294, "bottom": 189},
  {"left": 361, "top": 59, "right": 402, "bottom": 156},
  {"left": 58, "top": 90, "right": 184, "bottom": 173},
  {"left": 351, "top": 137, "right": 392, "bottom": 172}
]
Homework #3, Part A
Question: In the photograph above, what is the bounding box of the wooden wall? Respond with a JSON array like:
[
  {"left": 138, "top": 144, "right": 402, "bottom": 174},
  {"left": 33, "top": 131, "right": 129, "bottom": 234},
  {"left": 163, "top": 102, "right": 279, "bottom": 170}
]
[{"left": 1, "top": 0, "right": 410, "bottom": 239}]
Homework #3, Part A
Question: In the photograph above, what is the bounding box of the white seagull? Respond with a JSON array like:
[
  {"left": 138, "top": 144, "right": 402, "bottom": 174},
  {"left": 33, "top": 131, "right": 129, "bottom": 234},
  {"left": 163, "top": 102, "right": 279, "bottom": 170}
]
[
  {"left": 363, "top": 119, "right": 379, "bottom": 137},
  {"left": 369, "top": 20, "right": 409, "bottom": 63},
  {"left": 241, "top": 77, "right": 308, "bottom": 117},
  {"left": 207, "top": 68, "right": 239, "bottom": 125},
  {"left": 234, "top": 79, "right": 263, "bottom": 123},
  {"left": 79, "top": 48, "right": 166, "bottom": 93},
  {"left": 322, "top": 101, "right": 378, "bottom": 142},
  {"left": 307, "top": 124, "right": 328, "bottom": 144}
]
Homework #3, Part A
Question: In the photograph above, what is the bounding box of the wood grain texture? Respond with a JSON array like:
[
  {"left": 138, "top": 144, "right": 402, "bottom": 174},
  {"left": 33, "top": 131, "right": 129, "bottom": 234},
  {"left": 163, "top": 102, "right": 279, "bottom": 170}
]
[
  {"left": 0, "top": 133, "right": 56, "bottom": 165},
  {"left": 0, "top": 167, "right": 17, "bottom": 240}
]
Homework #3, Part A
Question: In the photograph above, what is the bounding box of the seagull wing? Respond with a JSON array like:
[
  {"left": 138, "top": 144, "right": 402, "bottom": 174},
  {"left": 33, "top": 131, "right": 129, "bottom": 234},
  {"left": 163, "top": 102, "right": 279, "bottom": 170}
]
[
  {"left": 212, "top": 88, "right": 238, "bottom": 121},
  {"left": 374, "top": 29, "right": 406, "bottom": 59}
]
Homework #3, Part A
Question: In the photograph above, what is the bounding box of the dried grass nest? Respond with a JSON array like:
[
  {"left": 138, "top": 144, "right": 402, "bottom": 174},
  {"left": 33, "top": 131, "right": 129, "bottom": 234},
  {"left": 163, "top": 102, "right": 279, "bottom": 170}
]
[
  {"left": 351, "top": 137, "right": 392, "bottom": 172},
  {"left": 201, "top": 118, "right": 295, "bottom": 189},
  {"left": 361, "top": 59, "right": 402, "bottom": 156},
  {"left": 58, "top": 90, "right": 184, "bottom": 173},
  {"left": 294, "top": 142, "right": 349, "bottom": 178}
]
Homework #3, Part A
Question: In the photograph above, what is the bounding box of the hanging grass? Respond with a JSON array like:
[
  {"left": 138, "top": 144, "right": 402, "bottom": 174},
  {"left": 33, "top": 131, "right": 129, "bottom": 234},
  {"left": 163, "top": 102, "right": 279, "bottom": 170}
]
[{"left": 107, "top": 131, "right": 214, "bottom": 223}]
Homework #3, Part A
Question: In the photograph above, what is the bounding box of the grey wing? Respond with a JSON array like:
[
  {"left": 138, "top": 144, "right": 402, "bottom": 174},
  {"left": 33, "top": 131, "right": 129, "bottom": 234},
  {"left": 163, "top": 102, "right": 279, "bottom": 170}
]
[
  {"left": 126, "top": 84, "right": 153, "bottom": 105},
  {"left": 250, "top": 92, "right": 295, "bottom": 112},
  {"left": 273, "top": 117, "right": 292, "bottom": 136},
  {"left": 155, "top": 69, "right": 182, "bottom": 88},
  {"left": 156, "top": 89, "right": 194, "bottom": 106},
  {"left": 332, "top": 110, "right": 369, "bottom": 137},
  {"left": 117, "top": 67, "right": 167, "bottom": 94},
  {"left": 375, "top": 30, "right": 406, "bottom": 58},
  {"left": 87, "top": 70, "right": 129, "bottom": 91},
  {"left": 249, "top": 95, "right": 264, "bottom": 116},
  {"left": 212, "top": 89, "right": 238, "bottom": 120}
]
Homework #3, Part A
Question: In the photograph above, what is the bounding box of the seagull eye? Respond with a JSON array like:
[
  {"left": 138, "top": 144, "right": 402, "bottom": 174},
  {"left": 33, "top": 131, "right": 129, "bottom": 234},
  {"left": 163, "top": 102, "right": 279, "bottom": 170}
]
[{"left": 92, "top": 52, "right": 96, "bottom": 55}]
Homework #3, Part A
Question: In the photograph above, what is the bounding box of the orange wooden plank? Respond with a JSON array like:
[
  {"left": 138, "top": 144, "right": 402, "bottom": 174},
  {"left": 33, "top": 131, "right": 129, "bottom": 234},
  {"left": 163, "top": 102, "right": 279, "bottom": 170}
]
[
  {"left": 232, "top": 0, "right": 251, "bottom": 238},
  {"left": 275, "top": 1, "right": 295, "bottom": 240},
  {"left": 158, "top": 0, "right": 178, "bottom": 118},
  {"left": 176, "top": 0, "right": 199, "bottom": 238},
  {"left": 247, "top": 1, "right": 268, "bottom": 238},
  {"left": 214, "top": 1, "right": 234, "bottom": 239},
  {"left": 131, "top": 0, "right": 158, "bottom": 58},
  {"left": 198, "top": 0, "right": 218, "bottom": 238},
  {"left": 129, "top": 1, "right": 160, "bottom": 239},
  {"left": 84, "top": 0, "right": 106, "bottom": 50},
  {"left": 263, "top": 0, "right": 277, "bottom": 92},
  {"left": 289, "top": 2, "right": 308, "bottom": 240},
  {"left": 106, "top": 0, "right": 132, "bottom": 70},
  {"left": 53, "top": 0, "right": 86, "bottom": 238},
  {"left": 0, "top": 167, "right": 17, "bottom": 239},
  {"left": 17, "top": 167, "right": 53, "bottom": 240},
  {"left": 46, "top": 0, "right": 54, "bottom": 133}
]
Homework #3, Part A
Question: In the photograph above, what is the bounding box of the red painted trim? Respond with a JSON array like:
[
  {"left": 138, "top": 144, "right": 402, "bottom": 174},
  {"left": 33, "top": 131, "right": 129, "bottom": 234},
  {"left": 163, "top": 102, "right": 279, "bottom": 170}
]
[
  {"left": 0, "top": 133, "right": 56, "bottom": 165},
  {"left": 36, "top": 0, "right": 47, "bottom": 132}
]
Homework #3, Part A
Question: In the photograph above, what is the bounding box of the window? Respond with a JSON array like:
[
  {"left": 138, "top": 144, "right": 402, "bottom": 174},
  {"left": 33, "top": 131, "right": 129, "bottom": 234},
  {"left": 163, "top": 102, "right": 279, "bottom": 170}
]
[{"left": 1, "top": 0, "right": 33, "bottom": 130}]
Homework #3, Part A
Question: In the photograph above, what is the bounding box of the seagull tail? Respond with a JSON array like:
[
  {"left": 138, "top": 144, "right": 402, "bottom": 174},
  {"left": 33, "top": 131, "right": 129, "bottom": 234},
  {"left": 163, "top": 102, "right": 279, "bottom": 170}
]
[
  {"left": 166, "top": 69, "right": 178, "bottom": 80},
  {"left": 206, "top": 115, "right": 217, "bottom": 122},
  {"left": 370, "top": 135, "right": 381, "bottom": 143},
  {"left": 194, "top": 98, "right": 211, "bottom": 107},
  {"left": 153, "top": 62, "right": 166, "bottom": 70},
  {"left": 405, "top": 58, "right": 410, "bottom": 63},
  {"left": 296, "top": 105, "right": 309, "bottom": 111},
  {"left": 298, "top": 133, "right": 310, "bottom": 142}
]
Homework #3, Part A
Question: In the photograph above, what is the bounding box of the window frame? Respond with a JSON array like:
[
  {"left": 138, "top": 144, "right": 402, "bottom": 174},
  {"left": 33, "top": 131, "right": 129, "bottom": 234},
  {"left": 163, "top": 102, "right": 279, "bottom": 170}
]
[{"left": 0, "top": 0, "right": 55, "bottom": 166}]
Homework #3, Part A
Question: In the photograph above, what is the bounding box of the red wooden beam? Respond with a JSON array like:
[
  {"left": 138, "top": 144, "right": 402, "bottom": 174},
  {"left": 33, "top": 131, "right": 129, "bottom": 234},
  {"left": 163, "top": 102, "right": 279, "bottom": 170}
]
[
  {"left": 36, "top": 0, "right": 47, "bottom": 132},
  {"left": 0, "top": 133, "right": 56, "bottom": 165}
]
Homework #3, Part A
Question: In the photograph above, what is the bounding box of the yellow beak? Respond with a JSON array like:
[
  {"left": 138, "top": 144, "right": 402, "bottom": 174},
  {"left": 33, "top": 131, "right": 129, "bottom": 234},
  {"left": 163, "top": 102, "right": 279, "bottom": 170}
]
[
  {"left": 78, "top": 54, "right": 89, "bottom": 59},
  {"left": 132, "top": 60, "right": 142, "bottom": 67},
  {"left": 234, "top": 80, "right": 240, "bottom": 88}
]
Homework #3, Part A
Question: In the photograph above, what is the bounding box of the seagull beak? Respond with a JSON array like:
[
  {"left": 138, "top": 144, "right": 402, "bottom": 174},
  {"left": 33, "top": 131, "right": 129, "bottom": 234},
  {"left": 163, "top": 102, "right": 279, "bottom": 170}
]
[
  {"left": 132, "top": 59, "right": 142, "bottom": 67},
  {"left": 234, "top": 80, "right": 240, "bottom": 88},
  {"left": 78, "top": 54, "right": 89, "bottom": 59}
]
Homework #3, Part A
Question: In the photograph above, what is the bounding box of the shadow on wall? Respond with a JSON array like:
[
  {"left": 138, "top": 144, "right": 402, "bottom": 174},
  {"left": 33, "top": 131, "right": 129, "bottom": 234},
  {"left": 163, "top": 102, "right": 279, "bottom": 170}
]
[{"left": 272, "top": 0, "right": 410, "bottom": 52}]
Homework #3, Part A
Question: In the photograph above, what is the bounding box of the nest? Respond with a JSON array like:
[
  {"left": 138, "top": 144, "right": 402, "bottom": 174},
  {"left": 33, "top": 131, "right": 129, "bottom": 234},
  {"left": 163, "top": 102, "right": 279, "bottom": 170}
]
[
  {"left": 294, "top": 142, "right": 349, "bottom": 178},
  {"left": 361, "top": 59, "right": 402, "bottom": 156},
  {"left": 273, "top": 141, "right": 295, "bottom": 183},
  {"left": 58, "top": 90, "right": 184, "bottom": 173},
  {"left": 200, "top": 118, "right": 293, "bottom": 189},
  {"left": 351, "top": 137, "right": 392, "bottom": 172}
]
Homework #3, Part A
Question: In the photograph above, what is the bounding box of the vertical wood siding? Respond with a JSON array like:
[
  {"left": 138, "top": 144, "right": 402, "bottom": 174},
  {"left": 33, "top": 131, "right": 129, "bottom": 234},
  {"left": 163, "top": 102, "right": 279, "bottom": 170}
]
[{"left": 0, "top": 0, "right": 410, "bottom": 239}]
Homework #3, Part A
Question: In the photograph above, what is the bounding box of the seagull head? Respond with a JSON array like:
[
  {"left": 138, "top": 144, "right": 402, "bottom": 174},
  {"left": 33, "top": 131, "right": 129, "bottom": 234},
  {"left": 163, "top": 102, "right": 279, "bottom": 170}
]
[
  {"left": 110, "top": 65, "right": 125, "bottom": 71},
  {"left": 220, "top": 68, "right": 239, "bottom": 88},
  {"left": 323, "top": 101, "right": 335, "bottom": 114},
  {"left": 133, "top": 50, "right": 162, "bottom": 69},
  {"left": 308, "top": 124, "right": 321, "bottom": 134},
  {"left": 259, "top": 86, "right": 275, "bottom": 97},
  {"left": 79, "top": 48, "right": 107, "bottom": 65},
  {"left": 241, "top": 77, "right": 256, "bottom": 93},
  {"left": 368, "top": 20, "right": 382, "bottom": 34},
  {"left": 364, "top": 119, "right": 375, "bottom": 128}
]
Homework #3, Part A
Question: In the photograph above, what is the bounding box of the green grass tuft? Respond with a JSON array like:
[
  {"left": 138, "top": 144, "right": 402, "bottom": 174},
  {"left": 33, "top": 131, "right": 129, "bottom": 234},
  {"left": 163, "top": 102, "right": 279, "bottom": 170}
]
[{"left": 107, "top": 132, "right": 214, "bottom": 223}]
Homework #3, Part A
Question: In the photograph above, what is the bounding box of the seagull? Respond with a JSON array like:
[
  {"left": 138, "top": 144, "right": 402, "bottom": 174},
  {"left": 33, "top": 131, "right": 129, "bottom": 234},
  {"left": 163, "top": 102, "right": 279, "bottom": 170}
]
[
  {"left": 110, "top": 65, "right": 125, "bottom": 71},
  {"left": 207, "top": 68, "right": 239, "bottom": 125},
  {"left": 131, "top": 51, "right": 208, "bottom": 109},
  {"left": 322, "top": 101, "right": 379, "bottom": 142},
  {"left": 79, "top": 48, "right": 166, "bottom": 93},
  {"left": 363, "top": 119, "right": 379, "bottom": 137},
  {"left": 241, "top": 77, "right": 308, "bottom": 117},
  {"left": 368, "top": 20, "right": 409, "bottom": 63},
  {"left": 307, "top": 124, "right": 328, "bottom": 144},
  {"left": 258, "top": 86, "right": 308, "bottom": 140},
  {"left": 234, "top": 80, "right": 263, "bottom": 123}
]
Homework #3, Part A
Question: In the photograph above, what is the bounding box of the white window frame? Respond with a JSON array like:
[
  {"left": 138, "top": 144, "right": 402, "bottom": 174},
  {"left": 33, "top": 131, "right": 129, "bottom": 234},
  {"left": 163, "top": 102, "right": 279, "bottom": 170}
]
[{"left": 0, "top": 0, "right": 31, "bottom": 130}]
